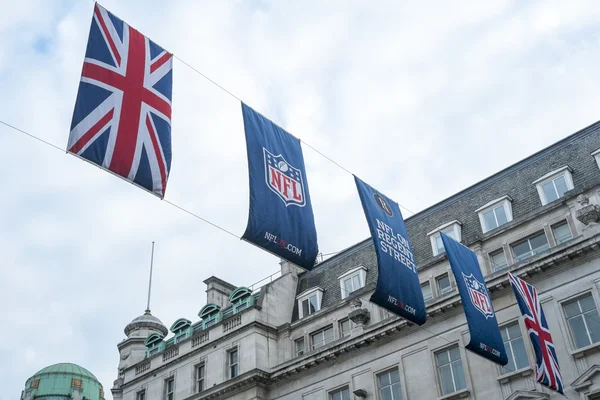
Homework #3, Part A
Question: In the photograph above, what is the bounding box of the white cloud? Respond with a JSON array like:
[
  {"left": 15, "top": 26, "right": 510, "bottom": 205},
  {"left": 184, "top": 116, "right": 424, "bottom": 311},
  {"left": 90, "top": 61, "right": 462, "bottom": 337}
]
[{"left": 2, "top": 1, "right": 600, "bottom": 399}]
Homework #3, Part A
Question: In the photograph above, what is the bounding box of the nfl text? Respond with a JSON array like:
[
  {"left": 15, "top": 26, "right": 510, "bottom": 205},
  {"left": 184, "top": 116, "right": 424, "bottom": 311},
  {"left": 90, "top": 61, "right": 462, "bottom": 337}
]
[
  {"left": 264, "top": 232, "right": 302, "bottom": 256},
  {"left": 376, "top": 219, "right": 416, "bottom": 273},
  {"left": 387, "top": 295, "right": 417, "bottom": 315}
]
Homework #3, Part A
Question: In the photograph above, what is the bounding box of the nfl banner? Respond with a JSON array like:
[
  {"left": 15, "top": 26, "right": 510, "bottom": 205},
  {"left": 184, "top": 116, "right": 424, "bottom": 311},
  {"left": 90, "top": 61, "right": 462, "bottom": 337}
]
[
  {"left": 68, "top": 3, "right": 173, "bottom": 198},
  {"left": 241, "top": 103, "right": 318, "bottom": 270},
  {"left": 508, "top": 273, "right": 564, "bottom": 393},
  {"left": 440, "top": 233, "right": 508, "bottom": 365},
  {"left": 354, "top": 177, "right": 426, "bottom": 325}
]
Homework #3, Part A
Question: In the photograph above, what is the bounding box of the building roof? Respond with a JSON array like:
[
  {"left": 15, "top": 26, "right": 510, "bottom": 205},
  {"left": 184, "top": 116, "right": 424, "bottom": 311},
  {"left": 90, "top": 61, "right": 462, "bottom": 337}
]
[
  {"left": 292, "top": 118, "right": 600, "bottom": 321},
  {"left": 124, "top": 310, "right": 168, "bottom": 337},
  {"left": 24, "top": 362, "right": 104, "bottom": 400}
]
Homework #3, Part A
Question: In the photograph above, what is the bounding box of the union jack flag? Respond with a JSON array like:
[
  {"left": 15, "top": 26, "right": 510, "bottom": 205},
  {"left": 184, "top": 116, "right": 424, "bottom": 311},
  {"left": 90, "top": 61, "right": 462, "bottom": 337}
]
[
  {"left": 67, "top": 3, "right": 173, "bottom": 198},
  {"left": 508, "top": 273, "right": 564, "bottom": 394}
]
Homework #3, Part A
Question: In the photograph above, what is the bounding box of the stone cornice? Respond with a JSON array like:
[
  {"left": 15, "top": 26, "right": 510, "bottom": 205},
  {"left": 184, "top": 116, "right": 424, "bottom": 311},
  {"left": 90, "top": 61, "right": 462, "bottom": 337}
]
[{"left": 183, "top": 369, "right": 269, "bottom": 400}]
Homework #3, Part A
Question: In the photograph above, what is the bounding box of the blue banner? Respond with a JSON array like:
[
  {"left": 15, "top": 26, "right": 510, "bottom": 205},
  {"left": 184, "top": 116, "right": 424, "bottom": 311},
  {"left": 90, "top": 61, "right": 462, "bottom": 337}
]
[
  {"left": 241, "top": 103, "right": 318, "bottom": 270},
  {"left": 440, "top": 233, "right": 508, "bottom": 365},
  {"left": 354, "top": 176, "right": 426, "bottom": 325}
]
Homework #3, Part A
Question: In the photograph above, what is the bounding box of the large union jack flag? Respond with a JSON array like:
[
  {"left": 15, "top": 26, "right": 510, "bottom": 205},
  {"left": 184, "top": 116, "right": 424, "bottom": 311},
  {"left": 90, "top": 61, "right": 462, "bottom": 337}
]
[
  {"left": 68, "top": 3, "right": 173, "bottom": 198},
  {"left": 508, "top": 273, "right": 564, "bottom": 394}
]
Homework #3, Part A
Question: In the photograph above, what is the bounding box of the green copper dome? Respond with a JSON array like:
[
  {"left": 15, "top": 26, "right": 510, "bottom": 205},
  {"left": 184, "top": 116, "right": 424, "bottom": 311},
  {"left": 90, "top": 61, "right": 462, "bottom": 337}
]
[{"left": 22, "top": 363, "right": 104, "bottom": 400}]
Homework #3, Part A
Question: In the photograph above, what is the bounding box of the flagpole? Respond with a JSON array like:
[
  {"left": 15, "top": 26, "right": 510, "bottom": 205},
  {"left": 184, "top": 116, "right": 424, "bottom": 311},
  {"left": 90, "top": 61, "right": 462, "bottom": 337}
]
[{"left": 145, "top": 241, "right": 155, "bottom": 313}]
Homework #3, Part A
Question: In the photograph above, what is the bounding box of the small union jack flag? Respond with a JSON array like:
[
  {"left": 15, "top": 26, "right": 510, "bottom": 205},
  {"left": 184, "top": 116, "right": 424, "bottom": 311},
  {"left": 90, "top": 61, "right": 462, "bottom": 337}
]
[
  {"left": 68, "top": 3, "right": 173, "bottom": 198},
  {"left": 508, "top": 273, "right": 564, "bottom": 394}
]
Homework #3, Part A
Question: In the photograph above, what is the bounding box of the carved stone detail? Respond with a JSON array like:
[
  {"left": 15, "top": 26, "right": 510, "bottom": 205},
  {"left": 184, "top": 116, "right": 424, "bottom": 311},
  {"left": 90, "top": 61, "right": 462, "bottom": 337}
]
[
  {"left": 576, "top": 204, "right": 600, "bottom": 226},
  {"left": 349, "top": 308, "right": 370, "bottom": 326}
]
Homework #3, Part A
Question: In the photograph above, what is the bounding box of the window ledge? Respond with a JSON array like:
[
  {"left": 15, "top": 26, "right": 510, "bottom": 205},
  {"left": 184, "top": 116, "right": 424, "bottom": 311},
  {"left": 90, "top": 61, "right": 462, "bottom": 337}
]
[
  {"left": 437, "top": 388, "right": 470, "bottom": 400},
  {"left": 570, "top": 341, "right": 600, "bottom": 359},
  {"left": 497, "top": 367, "right": 532, "bottom": 384}
]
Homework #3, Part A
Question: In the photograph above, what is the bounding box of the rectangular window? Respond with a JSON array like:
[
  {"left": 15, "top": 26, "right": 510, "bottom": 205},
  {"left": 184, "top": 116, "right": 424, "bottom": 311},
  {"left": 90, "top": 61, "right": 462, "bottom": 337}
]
[
  {"left": 195, "top": 364, "right": 205, "bottom": 392},
  {"left": 377, "top": 368, "right": 402, "bottom": 400},
  {"left": 342, "top": 274, "right": 363, "bottom": 297},
  {"left": 311, "top": 326, "right": 334, "bottom": 350},
  {"left": 339, "top": 267, "right": 367, "bottom": 299},
  {"left": 329, "top": 387, "right": 350, "bottom": 400},
  {"left": 437, "top": 274, "right": 452, "bottom": 295},
  {"left": 436, "top": 346, "right": 466, "bottom": 396},
  {"left": 483, "top": 205, "right": 508, "bottom": 232},
  {"left": 136, "top": 391, "right": 146, "bottom": 400},
  {"left": 228, "top": 348, "right": 238, "bottom": 378},
  {"left": 501, "top": 323, "right": 528, "bottom": 373},
  {"left": 490, "top": 249, "right": 507, "bottom": 272},
  {"left": 422, "top": 282, "right": 433, "bottom": 302},
  {"left": 552, "top": 222, "right": 573, "bottom": 245},
  {"left": 339, "top": 319, "right": 353, "bottom": 337},
  {"left": 511, "top": 231, "right": 549, "bottom": 262},
  {"left": 301, "top": 294, "right": 319, "bottom": 317},
  {"left": 165, "top": 378, "right": 174, "bottom": 400},
  {"left": 564, "top": 294, "right": 600, "bottom": 349},
  {"left": 434, "top": 229, "right": 458, "bottom": 255},
  {"left": 542, "top": 175, "right": 568, "bottom": 203},
  {"left": 295, "top": 337, "right": 305, "bottom": 356}
]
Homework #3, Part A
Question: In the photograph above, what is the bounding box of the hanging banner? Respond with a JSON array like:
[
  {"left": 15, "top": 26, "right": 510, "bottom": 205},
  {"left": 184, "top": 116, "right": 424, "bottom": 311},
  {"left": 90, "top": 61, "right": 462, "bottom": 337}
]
[
  {"left": 354, "top": 176, "right": 426, "bottom": 325},
  {"left": 241, "top": 103, "right": 318, "bottom": 270},
  {"left": 441, "top": 233, "right": 508, "bottom": 365},
  {"left": 67, "top": 3, "right": 173, "bottom": 198},
  {"left": 508, "top": 273, "right": 564, "bottom": 394}
]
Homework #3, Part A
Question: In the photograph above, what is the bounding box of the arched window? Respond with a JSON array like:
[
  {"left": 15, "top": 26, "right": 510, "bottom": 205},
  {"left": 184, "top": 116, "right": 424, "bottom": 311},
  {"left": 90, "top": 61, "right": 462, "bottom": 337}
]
[
  {"left": 229, "top": 287, "right": 254, "bottom": 313},
  {"left": 170, "top": 318, "right": 192, "bottom": 343},
  {"left": 144, "top": 332, "right": 165, "bottom": 357},
  {"left": 198, "top": 303, "right": 222, "bottom": 329}
]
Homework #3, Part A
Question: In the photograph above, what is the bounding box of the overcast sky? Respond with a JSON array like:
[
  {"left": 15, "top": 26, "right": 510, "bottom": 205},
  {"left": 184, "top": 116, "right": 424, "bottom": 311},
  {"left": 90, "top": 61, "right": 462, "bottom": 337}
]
[{"left": 3, "top": 1, "right": 600, "bottom": 398}]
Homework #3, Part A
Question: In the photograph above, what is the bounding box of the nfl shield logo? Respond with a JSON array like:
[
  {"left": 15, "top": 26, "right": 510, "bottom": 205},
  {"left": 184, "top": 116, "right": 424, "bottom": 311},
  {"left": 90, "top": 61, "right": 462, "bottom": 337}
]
[
  {"left": 264, "top": 148, "right": 306, "bottom": 207},
  {"left": 463, "top": 273, "right": 494, "bottom": 319}
]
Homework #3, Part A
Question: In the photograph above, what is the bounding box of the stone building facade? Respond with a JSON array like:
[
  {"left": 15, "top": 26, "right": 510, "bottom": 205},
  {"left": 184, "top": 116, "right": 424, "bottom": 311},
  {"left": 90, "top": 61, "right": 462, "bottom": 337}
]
[{"left": 112, "top": 122, "right": 600, "bottom": 400}]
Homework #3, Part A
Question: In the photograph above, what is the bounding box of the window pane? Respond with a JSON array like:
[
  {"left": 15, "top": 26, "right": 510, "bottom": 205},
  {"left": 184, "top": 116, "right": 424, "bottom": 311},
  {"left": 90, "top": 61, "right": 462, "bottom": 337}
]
[
  {"left": 324, "top": 327, "right": 334, "bottom": 343},
  {"left": 422, "top": 283, "right": 432, "bottom": 301},
  {"left": 391, "top": 383, "right": 402, "bottom": 400},
  {"left": 564, "top": 300, "right": 581, "bottom": 318},
  {"left": 507, "top": 323, "right": 522, "bottom": 339},
  {"left": 352, "top": 274, "right": 361, "bottom": 289},
  {"left": 449, "top": 346, "right": 461, "bottom": 362},
  {"left": 500, "top": 327, "right": 509, "bottom": 342},
  {"left": 503, "top": 343, "right": 515, "bottom": 373},
  {"left": 379, "top": 371, "right": 391, "bottom": 386},
  {"left": 512, "top": 240, "right": 531, "bottom": 258},
  {"left": 438, "top": 364, "right": 454, "bottom": 395},
  {"left": 390, "top": 368, "right": 400, "bottom": 384},
  {"left": 380, "top": 386, "right": 393, "bottom": 400},
  {"left": 309, "top": 295, "right": 319, "bottom": 313},
  {"left": 579, "top": 295, "right": 596, "bottom": 313},
  {"left": 302, "top": 299, "right": 309, "bottom": 317},
  {"left": 553, "top": 223, "right": 572, "bottom": 244},
  {"left": 495, "top": 205, "right": 508, "bottom": 226},
  {"left": 542, "top": 181, "right": 558, "bottom": 203},
  {"left": 438, "top": 275, "right": 451, "bottom": 294},
  {"left": 483, "top": 210, "right": 498, "bottom": 231},
  {"left": 569, "top": 316, "right": 591, "bottom": 348},
  {"left": 554, "top": 176, "right": 568, "bottom": 197},
  {"left": 491, "top": 251, "right": 507, "bottom": 271},
  {"left": 584, "top": 311, "right": 600, "bottom": 344},
  {"left": 343, "top": 278, "right": 353, "bottom": 296},
  {"left": 230, "top": 350, "right": 238, "bottom": 364},
  {"left": 512, "top": 338, "right": 529, "bottom": 370},
  {"left": 529, "top": 233, "right": 548, "bottom": 251},
  {"left": 452, "top": 360, "right": 467, "bottom": 391},
  {"left": 435, "top": 235, "right": 444, "bottom": 254},
  {"left": 296, "top": 338, "right": 304, "bottom": 354},
  {"left": 436, "top": 350, "right": 449, "bottom": 366}
]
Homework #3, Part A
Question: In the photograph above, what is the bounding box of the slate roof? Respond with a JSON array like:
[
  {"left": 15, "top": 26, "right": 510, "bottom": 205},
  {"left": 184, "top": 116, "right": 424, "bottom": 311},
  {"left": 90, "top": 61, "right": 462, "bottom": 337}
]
[{"left": 292, "top": 119, "right": 600, "bottom": 322}]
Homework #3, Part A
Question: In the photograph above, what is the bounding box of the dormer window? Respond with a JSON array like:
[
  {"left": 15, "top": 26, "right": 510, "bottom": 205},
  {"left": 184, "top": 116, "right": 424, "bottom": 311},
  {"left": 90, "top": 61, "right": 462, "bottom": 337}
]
[
  {"left": 297, "top": 287, "right": 324, "bottom": 319},
  {"left": 428, "top": 221, "right": 462, "bottom": 256},
  {"left": 593, "top": 148, "right": 600, "bottom": 169},
  {"left": 338, "top": 267, "right": 367, "bottom": 299},
  {"left": 476, "top": 196, "right": 513, "bottom": 233},
  {"left": 144, "top": 332, "right": 165, "bottom": 357},
  {"left": 170, "top": 318, "right": 192, "bottom": 343},
  {"left": 533, "top": 166, "right": 574, "bottom": 206},
  {"left": 198, "top": 303, "right": 221, "bottom": 329},
  {"left": 229, "top": 287, "right": 254, "bottom": 313}
]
